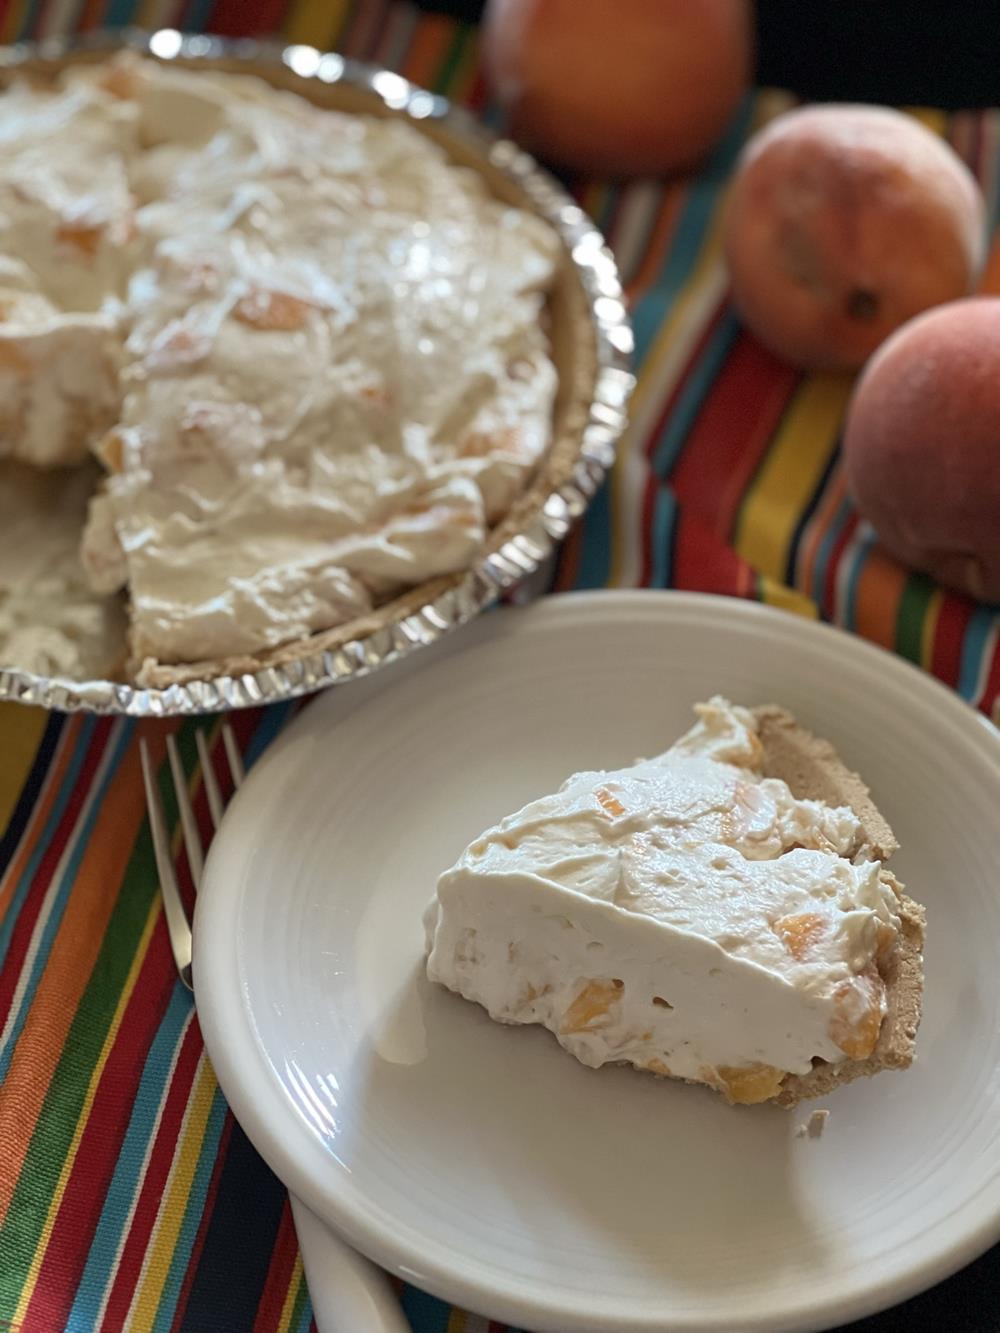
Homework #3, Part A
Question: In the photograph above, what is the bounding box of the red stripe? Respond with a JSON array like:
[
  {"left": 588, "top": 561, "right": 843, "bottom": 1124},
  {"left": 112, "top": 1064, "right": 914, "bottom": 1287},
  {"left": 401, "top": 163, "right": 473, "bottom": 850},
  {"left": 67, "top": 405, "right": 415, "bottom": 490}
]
[
  {"left": 168, "top": 1111, "right": 235, "bottom": 1333},
  {"left": 930, "top": 595, "right": 973, "bottom": 688},
  {"left": 251, "top": 1197, "right": 300, "bottom": 1333},
  {"left": 208, "top": 0, "right": 288, "bottom": 36},
  {"left": 973, "top": 635, "right": 1000, "bottom": 716},
  {"left": 341, "top": 0, "right": 389, "bottom": 57},
  {"left": 464, "top": 67, "right": 490, "bottom": 114},
  {"left": 553, "top": 518, "right": 585, "bottom": 592},
  {"left": 671, "top": 333, "right": 798, "bottom": 537},
  {"left": 100, "top": 1014, "right": 204, "bottom": 1333},
  {"left": 638, "top": 470, "right": 658, "bottom": 587},
  {"left": 0, "top": 719, "right": 113, "bottom": 1034},
  {"left": 20, "top": 919, "right": 180, "bottom": 1333},
  {"left": 77, "top": 0, "right": 108, "bottom": 30},
  {"left": 672, "top": 507, "right": 755, "bottom": 597}
]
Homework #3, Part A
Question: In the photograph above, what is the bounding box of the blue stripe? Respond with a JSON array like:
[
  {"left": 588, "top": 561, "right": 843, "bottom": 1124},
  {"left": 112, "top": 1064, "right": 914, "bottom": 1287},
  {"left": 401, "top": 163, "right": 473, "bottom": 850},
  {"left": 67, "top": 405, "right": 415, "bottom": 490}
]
[
  {"left": 571, "top": 480, "right": 612, "bottom": 590},
  {"left": 101, "top": 0, "right": 142, "bottom": 29},
  {"left": 958, "top": 606, "right": 998, "bottom": 702},
  {"left": 151, "top": 1083, "right": 229, "bottom": 1333},
  {"left": 182, "top": 0, "right": 217, "bottom": 33},
  {"left": 0, "top": 718, "right": 94, "bottom": 972},
  {"left": 650, "top": 310, "right": 739, "bottom": 477},
  {"left": 293, "top": 1281, "right": 315, "bottom": 1333},
  {"left": 66, "top": 988, "right": 194, "bottom": 1332},
  {"left": 649, "top": 487, "right": 677, "bottom": 588},
  {"left": 243, "top": 702, "right": 296, "bottom": 769},
  {"left": 400, "top": 1286, "right": 451, "bottom": 1333},
  {"left": 0, "top": 720, "right": 131, "bottom": 1083},
  {"left": 810, "top": 496, "right": 854, "bottom": 609},
  {"left": 839, "top": 529, "right": 876, "bottom": 634}
]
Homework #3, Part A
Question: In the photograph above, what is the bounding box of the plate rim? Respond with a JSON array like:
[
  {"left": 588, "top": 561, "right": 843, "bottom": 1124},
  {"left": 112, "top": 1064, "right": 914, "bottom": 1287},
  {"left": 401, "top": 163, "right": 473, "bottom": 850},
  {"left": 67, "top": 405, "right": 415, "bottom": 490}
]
[{"left": 193, "top": 590, "right": 1000, "bottom": 1332}]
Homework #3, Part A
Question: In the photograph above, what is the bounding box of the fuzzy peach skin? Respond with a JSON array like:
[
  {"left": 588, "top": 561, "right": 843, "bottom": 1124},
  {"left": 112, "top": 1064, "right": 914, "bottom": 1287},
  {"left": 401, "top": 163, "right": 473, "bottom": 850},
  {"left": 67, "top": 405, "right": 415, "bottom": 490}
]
[
  {"left": 482, "top": 0, "right": 753, "bottom": 177},
  {"left": 842, "top": 297, "right": 1000, "bottom": 603},
  {"left": 724, "top": 104, "right": 986, "bottom": 371}
]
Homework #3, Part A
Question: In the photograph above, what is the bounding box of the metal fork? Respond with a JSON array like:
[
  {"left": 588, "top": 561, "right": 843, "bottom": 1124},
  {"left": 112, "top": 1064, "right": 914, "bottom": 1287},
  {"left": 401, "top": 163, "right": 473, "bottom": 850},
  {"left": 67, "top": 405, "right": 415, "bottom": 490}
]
[
  {"left": 139, "top": 725, "right": 410, "bottom": 1333},
  {"left": 139, "top": 724, "right": 244, "bottom": 990}
]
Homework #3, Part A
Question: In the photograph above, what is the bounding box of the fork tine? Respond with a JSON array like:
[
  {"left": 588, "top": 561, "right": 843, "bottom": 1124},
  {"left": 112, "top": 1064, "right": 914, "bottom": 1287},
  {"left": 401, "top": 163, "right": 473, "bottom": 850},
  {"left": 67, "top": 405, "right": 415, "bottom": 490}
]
[
  {"left": 140, "top": 738, "right": 193, "bottom": 991},
  {"left": 222, "top": 722, "right": 245, "bottom": 788},
  {"left": 196, "top": 729, "right": 225, "bottom": 830},
  {"left": 167, "top": 732, "right": 204, "bottom": 889}
]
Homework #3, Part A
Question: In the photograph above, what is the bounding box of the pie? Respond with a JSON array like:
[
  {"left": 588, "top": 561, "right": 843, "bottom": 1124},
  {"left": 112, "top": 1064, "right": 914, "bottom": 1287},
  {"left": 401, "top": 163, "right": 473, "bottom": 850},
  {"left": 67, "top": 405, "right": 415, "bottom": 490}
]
[
  {"left": 424, "top": 697, "right": 925, "bottom": 1106},
  {"left": 0, "top": 53, "right": 575, "bottom": 684}
]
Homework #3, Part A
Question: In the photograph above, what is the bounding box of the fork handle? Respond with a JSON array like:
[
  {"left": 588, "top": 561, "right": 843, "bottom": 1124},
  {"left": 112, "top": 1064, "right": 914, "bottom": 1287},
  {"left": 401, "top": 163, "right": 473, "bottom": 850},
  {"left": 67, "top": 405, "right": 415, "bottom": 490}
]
[{"left": 289, "top": 1194, "right": 410, "bottom": 1333}]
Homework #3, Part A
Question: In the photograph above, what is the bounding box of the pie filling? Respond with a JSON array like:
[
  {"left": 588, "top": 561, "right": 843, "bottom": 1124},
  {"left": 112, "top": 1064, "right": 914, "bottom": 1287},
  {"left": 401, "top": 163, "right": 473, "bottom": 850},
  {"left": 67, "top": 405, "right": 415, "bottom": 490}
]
[
  {"left": 425, "top": 698, "right": 904, "bottom": 1104},
  {"left": 0, "top": 55, "right": 559, "bottom": 680}
]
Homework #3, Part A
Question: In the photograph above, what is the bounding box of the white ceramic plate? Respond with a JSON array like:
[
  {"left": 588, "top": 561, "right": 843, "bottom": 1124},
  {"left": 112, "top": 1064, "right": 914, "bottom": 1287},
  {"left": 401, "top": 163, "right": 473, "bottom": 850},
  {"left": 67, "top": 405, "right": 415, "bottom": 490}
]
[{"left": 194, "top": 591, "right": 1000, "bottom": 1333}]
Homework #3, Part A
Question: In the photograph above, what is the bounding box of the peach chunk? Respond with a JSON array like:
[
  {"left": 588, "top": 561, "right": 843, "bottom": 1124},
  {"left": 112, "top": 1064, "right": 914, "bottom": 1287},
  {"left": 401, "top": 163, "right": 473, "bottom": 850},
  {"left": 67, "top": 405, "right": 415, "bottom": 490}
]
[
  {"left": 772, "top": 912, "right": 827, "bottom": 961},
  {"left": 724, "top": 105, "right": 985, "bottom": 370},
  {"left": 560, "top": 978, "right": 623, "bottom": 1034},
  {"left": 233, "top": 291, "right": 311, "bottom": 331},
  {"left": 842, "top": 297, "right": 1000, "bottom": 602},
  {"left": 829, "top": 974, "right": 883, "bottom": 1060},
  {"left": 715, "top": 1063, "right": 786, "bottom": 1105},
  {"left": 594, "top": 787, "right": 626, "bottom": 818}
]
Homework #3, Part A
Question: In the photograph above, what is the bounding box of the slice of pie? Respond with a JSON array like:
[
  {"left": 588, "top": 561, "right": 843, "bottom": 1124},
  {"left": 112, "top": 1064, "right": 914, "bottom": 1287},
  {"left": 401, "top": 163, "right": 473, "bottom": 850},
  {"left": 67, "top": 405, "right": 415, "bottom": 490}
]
[{"left": 424, "top": 698, "right": 925, "bottom": 1106}]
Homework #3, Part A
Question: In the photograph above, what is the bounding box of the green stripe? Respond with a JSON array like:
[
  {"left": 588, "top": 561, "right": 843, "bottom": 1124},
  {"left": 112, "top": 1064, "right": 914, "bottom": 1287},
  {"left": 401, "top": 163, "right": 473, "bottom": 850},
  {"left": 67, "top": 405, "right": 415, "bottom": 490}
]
[
  {"left": 290, "top": 1267, "right": 313, "bottom": 1333},
  {"left": 432, "top": 22, "right": 472, "bottom": 96},
  {"left": 894, "top": 574, "right": 936, "bottom": 665},
  {"left": 0, "top": 829, "right": 159, "bottom": 1308},
  {"left": 0, "top": 721, "right": 204, "bottom": 1309}
]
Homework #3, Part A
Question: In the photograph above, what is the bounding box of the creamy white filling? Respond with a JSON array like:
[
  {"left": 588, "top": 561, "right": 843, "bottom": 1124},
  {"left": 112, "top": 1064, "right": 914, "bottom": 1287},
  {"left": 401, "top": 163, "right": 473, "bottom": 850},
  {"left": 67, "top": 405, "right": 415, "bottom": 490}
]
[
  {"left": 0, "top": 462, "right": 125, "bottom": 679},
  {"left": 425, "top": 699, "right": 901, "bottom": 1098},
  {"left": 0, "top": 55, "right": 559, "bottom": 676}
]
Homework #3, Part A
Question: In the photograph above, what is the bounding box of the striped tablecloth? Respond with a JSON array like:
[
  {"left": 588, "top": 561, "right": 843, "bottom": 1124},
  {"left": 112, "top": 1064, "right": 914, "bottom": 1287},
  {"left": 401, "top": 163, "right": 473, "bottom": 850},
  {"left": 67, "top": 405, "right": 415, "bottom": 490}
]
[{"left": 2, "top": 3, "right": 999, "bottom": 1331}]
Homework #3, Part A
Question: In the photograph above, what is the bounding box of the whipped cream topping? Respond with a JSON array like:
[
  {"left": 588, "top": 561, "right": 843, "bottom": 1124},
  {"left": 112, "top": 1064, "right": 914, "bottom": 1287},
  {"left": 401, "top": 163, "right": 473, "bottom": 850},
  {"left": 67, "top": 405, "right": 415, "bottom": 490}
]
[
  {"left": 43, "top": 55, "right": 555, "bottom": 676},
  {"left": 0, "top": 55, "right": 558, "bottom": 678},
  {"left": 425, "top": 698, "right": 902, "bottom": 1104},
  {"left": 0, "top": 462, "right": 125, "bottom": 679}
]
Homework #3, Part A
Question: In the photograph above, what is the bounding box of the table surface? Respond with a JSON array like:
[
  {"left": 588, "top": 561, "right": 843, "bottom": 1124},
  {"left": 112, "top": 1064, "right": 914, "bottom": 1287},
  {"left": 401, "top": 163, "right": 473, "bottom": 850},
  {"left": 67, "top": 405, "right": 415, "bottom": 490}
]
[{"left": 1, "top": 3, "right": 999, "bottom": 1331}]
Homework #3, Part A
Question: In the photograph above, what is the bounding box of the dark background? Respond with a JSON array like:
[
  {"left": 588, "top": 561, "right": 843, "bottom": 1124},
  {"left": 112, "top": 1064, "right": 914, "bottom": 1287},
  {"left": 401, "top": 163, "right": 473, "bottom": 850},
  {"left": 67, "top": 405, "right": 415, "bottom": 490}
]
[{"left": 417, "top": 0, "right": 1000, "bottom": 107}]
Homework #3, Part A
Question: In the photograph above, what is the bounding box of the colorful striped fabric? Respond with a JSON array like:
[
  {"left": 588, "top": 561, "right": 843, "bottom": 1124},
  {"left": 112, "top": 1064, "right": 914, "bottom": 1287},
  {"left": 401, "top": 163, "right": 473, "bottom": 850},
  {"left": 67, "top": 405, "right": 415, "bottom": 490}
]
[{"left": 1, "top": 3, "right": 999, "bottom": 1331}]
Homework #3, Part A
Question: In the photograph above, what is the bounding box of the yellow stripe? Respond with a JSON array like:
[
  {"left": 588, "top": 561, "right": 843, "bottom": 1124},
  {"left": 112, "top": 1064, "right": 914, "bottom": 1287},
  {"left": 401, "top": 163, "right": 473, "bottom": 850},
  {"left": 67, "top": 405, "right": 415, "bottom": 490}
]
[
  {"left": 12, "top": 899, "right": 161, "bottom": 1325},
  {"left": 734, "top": 373, "right": 853, "bottom": 579},
  {"left": 283, "top": 0, "right": 350, "bottom": 48},
  {"left": 0, "top": 704, "right": 47, "bottom": 834},
  {"left": 758, "top": 574, "right": 819, "bottom": 619},
  {"left": 129, "top": 1055, "right": 219, "bottom": 1330},
  {"left": 921, "top": 588, "right": 944, "bottom": 667},
  {"left": 904, "top": 107, "right": 948, "bottom": 136},
  {"left": 276, "top": 1256, "right": 306, "bottom": 1333},
  {"left": 446, "top": 1310, "right": 467, "bottom": 1333}
]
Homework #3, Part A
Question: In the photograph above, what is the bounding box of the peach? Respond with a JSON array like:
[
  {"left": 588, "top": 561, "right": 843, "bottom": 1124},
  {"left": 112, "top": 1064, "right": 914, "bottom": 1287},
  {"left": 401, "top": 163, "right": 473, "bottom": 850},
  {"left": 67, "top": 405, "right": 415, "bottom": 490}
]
[
  {"left": 724, "top": 105, "right": 985, "bottom": 370},
  {"left": 482, "top": 0, "right": 753, "bottom": 177},
  {"left": 842, "top": 298, "right": 1000, "bottom": 602}
]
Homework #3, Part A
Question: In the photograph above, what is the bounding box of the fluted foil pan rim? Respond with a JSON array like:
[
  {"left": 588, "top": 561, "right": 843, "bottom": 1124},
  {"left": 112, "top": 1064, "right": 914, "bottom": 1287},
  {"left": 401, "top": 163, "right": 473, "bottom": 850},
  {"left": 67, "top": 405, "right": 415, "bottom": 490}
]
[{"left": 0, "top": 28, "right": 634, "bottom": 715}]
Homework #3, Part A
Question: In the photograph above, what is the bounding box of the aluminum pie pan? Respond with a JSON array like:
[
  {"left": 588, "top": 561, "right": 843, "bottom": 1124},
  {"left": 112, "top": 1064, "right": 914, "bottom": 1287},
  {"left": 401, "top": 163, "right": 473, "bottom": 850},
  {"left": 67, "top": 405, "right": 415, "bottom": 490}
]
[{"left": 0, "top": 28, "right": 633, "bottom": 716}]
